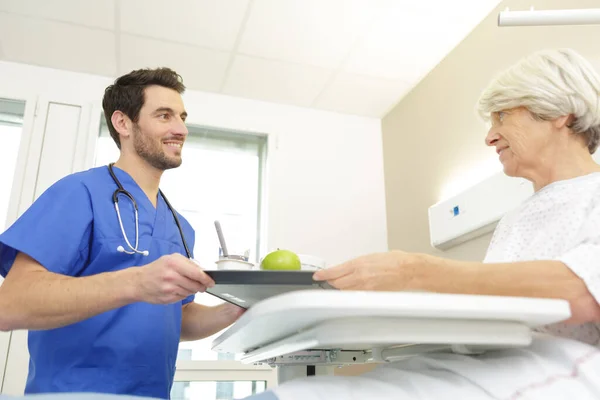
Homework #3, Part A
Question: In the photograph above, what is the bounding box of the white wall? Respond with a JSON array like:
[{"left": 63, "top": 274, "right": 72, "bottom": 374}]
[{"left": 0, "top": 60, "right": 388, "bottom": 266}]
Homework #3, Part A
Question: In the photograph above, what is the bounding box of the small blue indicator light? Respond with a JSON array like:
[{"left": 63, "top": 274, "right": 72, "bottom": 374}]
[{"left": 453, "top": 206, "right": 460, "bottom": 216}]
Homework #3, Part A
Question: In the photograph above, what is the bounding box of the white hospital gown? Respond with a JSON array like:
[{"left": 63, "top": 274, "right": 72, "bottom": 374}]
[
  {"left": 484, "top": 171, "right": 600, "bottom": 345},
  {"left": 266, "top": 172, "right": 600, "bottom": 400}
]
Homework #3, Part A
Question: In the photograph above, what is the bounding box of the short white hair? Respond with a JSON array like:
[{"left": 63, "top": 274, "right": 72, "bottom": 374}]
[{"left": 477, "top": 48, "right": 600, "bottom": 153}]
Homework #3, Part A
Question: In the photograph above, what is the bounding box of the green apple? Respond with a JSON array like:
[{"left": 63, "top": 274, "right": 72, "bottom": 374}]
[{"left": 260, "top": 249, "right": 301, "bottom": 271}]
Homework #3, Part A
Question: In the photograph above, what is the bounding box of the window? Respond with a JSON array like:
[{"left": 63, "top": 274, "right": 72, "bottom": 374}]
[
  {"left": 93, "top": 117, "right": 276, "bottom": 389},
  {"left": 94, "top": 120, "right": 267, "bottom": 269},
  {"left": 0, "top": 99, "right": 26, "bottom": 230},
  {"left": 171, "top": 381, "right": 267, "bottom": 400}
]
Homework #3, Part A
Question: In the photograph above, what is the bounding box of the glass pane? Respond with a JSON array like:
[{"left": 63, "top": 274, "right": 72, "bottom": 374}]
[
  {"left": 94, "top": 124, "right": 120, "bottom": 167},
  {"left": 94, "top": 118, "right": 266, "bottom": 361},
  {"left": 171, "top": 381, "right": 267, "bottom": 400},
  {"left": 0, "top": 98, "right": 26, "bottom": 230},
  {"left": 161, "top": 142, "right": 260, "bottom": 265},
  {"left": 94, "top": 120, "right": 264, "bottom": 266}
]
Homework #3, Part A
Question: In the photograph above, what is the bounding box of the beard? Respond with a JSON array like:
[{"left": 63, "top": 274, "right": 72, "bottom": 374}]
[{"left": 132, "top": 123, "right": 182, "bottom": 171}]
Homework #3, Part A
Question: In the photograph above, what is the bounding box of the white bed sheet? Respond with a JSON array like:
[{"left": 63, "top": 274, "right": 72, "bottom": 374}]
[{"left": 268, "top": 334, "right": 600, "bottom": 400}]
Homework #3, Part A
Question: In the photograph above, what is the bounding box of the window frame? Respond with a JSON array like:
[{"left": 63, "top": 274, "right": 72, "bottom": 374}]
[
  {"left": 95, "top": 119, "right": 269, "bottom": 265},
  {"left": 173, "top": 360, "right": 277, "bottom": 386}
]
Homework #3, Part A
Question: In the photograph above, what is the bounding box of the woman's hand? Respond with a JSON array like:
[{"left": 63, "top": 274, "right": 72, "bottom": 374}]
[{"left": 313, "top": 250, "right": 430, "bottom": 291}]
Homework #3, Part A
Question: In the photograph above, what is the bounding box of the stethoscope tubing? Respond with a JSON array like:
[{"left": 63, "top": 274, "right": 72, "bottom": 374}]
[{"left": 108, "top": 163, "right": 192, "bottom": 259}]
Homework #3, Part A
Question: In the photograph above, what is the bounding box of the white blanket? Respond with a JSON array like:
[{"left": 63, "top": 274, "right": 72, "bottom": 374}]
[{"left": 270, "top": 334, "right": 600, "bottom": 400}]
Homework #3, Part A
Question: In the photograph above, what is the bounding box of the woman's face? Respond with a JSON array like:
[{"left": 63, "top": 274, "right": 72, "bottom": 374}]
[{"left": 485, "top": 107, "right": 555, "bottom": 179}]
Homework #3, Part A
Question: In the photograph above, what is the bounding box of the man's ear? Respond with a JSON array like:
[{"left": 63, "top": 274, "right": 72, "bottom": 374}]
[
  {"left": 111, "top": 111, "right": 132, "bottom": 140},
  {"left": 553, "top": 114, "right": 574, "bottom": 130}
]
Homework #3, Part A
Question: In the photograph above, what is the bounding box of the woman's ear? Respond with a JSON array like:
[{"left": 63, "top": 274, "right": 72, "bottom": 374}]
[{"left": 554, "top": 114, "right": 575, "bottom": 130}]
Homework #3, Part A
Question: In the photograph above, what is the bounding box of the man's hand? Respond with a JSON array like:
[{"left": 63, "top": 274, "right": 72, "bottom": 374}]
[
  {"left": 134, "top": 253, "right": 215, "bottom": 304},
  {"left": 180, "top": 301, "right": 246, "bottom": 341},
  {"left": 219, "top": 302, "right": 246, "bottom": 322}
]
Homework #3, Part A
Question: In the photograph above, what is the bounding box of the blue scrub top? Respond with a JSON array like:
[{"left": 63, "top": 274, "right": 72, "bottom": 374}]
[{"left": 0, "top": 166, "right": 196, "bottom": 399}]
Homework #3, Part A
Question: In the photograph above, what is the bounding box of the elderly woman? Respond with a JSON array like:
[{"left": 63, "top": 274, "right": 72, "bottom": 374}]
[
  {"left": 315, "top": 48, "right": 600, "bottom": 341},
  {"left": 245, "top": 48, "right": 600, "bottom": 400}
]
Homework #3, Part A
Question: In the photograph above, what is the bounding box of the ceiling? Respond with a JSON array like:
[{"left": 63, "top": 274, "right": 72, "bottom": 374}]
[{"left": 0, "top": 0, "right": 502, "bottom": 118}]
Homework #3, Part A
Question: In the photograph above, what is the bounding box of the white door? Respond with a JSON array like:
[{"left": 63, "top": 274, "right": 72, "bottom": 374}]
[
  {"left": 0, "top": 94, "right": 38, "bottom": 394},
  {"left": 1, "top": 95, "right": 95, "bottom": 395}
]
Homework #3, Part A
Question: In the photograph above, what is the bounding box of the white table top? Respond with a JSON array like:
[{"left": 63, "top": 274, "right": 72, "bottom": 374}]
[{"left": 211, "top": 290, "right": 571, "bottom": 356}]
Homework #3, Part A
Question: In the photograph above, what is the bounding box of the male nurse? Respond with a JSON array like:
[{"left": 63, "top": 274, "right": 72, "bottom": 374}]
[{"left": 0, "top": 67, "right": 244, "bottom": 399}]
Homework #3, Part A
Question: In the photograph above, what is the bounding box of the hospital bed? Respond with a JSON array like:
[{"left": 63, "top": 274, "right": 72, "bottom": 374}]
[{"left": 205, "top": 271, "right": 572, "bottom": 384}]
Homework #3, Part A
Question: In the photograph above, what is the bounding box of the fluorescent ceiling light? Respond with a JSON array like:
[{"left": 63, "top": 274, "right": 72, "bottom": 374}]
[{"left": 498, "top": 7, "right": 600, "bottom": 27}]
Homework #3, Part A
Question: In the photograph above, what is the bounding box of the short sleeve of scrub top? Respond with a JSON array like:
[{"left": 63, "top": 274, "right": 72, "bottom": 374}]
[{"left": 0, "top": 174, "right": 93, "bottom": 277}]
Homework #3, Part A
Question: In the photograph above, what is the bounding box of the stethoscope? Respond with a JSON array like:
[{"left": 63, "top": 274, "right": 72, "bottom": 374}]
[{"left": 108, "top": 163, "right": 192, "bottom": 258}]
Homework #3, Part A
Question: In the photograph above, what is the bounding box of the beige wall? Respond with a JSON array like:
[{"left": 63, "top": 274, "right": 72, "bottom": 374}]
[
  {"left": 382, "top": 0, "right": 600, "bottom": 260},
  {"left": 339, "top": 0, "right": 600, "bottom": 378}
]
